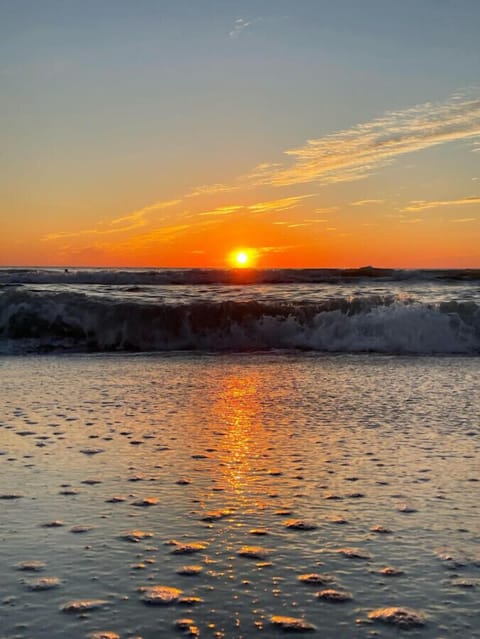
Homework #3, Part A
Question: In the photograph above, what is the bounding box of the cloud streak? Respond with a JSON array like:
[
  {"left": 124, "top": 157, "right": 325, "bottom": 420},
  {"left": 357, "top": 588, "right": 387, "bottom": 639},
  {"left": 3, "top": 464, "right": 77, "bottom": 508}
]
[
  {"left": 229, "top": 18, "right": 253, "bottom": 39},
  {"left": 43, "top": 199, "right": 182, "bottom": 242},
  {"left": 110, "top": 199, "right": 181, "bottom": 225},
  {"left": 197, "top": 205, "right": 244, "bottom": 217},
  {"left": 350, "top": 199, "right": 385, "bottom": 207},
  {"left": 41, "top": 195, "right": 312, "bottom": 245},
  {"left": 43, "top": 221, "right": 146, "bottom": 242},
  {"left": 187, "top": 183, "right": 233, "bottom": 197},
  {"left": 245, "top": 93, "right": 480, "bottom": 187},
  {"left": 195, "top": 195, "right": 313, "bottom": 217},
  {"left": 247, "top": 194, "right": 314, "bottom": 213},
  {"left": 42, "top": 89, "right": 480, "bottom": 253},
  {"left": 404, "top": 195, "right": 480, "bottom": 211}
]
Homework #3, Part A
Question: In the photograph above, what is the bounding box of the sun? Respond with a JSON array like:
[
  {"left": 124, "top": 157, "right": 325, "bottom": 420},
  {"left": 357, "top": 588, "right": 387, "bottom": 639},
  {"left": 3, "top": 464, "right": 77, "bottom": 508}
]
[
  {"left": 235, "top": 251, "right": 249, "bottom": 266},
  {"left": 228, "top": 248, "right": 256, "bottom": 268}
]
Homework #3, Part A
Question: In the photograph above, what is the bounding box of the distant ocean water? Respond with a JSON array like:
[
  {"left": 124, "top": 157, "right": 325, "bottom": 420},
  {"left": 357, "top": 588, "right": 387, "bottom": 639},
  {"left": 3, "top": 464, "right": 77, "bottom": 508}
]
[{"left": 1, "top": 266, "right": 479, "bottom": 355}]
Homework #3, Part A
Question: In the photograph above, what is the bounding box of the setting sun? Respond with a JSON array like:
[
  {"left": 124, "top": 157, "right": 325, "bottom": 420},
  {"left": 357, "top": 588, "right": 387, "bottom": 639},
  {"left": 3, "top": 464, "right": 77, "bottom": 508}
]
[
  {"left": 235, "top": 251, "right": 248, "bottom": 266},
  {"left": 229, "top": 249, "right": 256, "bottom": 269}
]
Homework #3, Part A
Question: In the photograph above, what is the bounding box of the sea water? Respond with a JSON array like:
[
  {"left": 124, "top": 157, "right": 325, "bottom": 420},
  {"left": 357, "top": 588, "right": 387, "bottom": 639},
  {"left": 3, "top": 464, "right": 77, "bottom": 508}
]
[
  {"left": 0, "top": 267, "right": 479, "bottom": 354},
  {"left": 0, "top": 268, "right": 479, "bottom": 638}
]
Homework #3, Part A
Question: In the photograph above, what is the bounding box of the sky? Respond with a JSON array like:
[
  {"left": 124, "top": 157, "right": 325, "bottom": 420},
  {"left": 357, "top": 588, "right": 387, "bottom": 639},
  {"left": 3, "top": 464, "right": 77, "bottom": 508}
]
[{"left": 1, "top": 0, "right": 479, "bottom": 268}]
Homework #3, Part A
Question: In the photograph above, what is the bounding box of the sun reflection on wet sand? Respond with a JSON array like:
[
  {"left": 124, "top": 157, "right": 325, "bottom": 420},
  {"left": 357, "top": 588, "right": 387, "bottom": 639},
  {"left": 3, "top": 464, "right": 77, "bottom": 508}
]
[{"left": 204, "top": 372, "right": 276, "bottom": 512}]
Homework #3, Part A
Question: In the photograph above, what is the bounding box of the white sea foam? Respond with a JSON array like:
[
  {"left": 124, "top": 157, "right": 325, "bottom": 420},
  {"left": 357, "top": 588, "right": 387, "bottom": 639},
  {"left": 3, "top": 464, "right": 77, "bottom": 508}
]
[{"left": 0, "top": 286, "right": 478, "bottom": 354}]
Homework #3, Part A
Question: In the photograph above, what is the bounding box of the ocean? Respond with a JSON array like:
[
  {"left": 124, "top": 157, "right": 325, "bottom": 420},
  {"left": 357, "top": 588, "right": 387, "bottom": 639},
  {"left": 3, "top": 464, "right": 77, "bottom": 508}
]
[
  {"left": 1, "top": 266, "right": 479, "bottom": 354},
  {"left": 0, "top": 267, "right": 479, "bottom": 638}
]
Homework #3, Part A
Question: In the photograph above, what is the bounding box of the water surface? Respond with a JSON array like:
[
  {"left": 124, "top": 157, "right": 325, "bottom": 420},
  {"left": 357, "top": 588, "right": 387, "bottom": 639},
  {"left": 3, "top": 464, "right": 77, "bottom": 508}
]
[{"left": 0, "top": 353, "right": 478, "bottom": 638}]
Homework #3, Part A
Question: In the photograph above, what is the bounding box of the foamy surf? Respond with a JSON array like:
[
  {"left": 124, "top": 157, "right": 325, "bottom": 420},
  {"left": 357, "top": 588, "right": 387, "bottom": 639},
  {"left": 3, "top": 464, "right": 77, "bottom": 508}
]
[{"left": 1, "top": 287, "right": 478, "bottom": 354}]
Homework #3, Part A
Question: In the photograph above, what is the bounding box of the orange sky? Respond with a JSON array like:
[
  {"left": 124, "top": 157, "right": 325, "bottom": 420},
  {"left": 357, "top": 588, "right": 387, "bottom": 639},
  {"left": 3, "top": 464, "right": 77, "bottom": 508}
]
[
  {"left": 6, "top": 182, "right": 476, "bottom": 269},
  {"left": 1, "top": 2, "right": 479, "bottom": 268}
]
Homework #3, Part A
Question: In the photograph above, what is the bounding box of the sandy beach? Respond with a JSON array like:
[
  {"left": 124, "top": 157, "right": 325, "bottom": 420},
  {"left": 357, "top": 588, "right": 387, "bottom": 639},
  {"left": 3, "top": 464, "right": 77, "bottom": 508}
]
[{"left": 1, "top": 353, "right": 478, "bottom": 638}]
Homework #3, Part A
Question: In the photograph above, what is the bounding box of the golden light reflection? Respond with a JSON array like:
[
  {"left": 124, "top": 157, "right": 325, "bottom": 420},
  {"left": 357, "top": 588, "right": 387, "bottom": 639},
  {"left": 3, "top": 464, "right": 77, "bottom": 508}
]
[{"left": 207, "top": 372, "right": 273, "bottom": 511}]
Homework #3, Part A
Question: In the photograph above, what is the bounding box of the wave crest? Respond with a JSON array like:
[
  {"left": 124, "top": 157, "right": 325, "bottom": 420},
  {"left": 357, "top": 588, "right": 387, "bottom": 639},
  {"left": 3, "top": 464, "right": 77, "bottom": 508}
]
[{"left": 1, "top": 289, "right": 478, "bottom": 354}]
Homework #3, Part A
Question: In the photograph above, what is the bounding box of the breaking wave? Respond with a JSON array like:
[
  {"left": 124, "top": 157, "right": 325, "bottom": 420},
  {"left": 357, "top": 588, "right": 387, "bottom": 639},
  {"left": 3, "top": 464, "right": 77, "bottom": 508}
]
[{"left": 1, "top": 288, "right": 479, "bottom": 355}]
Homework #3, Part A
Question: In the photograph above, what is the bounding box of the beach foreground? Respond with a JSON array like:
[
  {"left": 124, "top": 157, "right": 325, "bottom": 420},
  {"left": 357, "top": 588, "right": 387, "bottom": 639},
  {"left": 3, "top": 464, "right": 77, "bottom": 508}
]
[{"left": 0, "top": 353, "right": 479, "bottom": 638}]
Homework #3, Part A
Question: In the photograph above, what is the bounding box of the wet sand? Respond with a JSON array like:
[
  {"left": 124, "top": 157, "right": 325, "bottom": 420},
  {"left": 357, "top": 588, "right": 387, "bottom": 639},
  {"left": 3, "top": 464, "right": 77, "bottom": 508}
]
[{"left": 0, "top": 353, "right": 479, "bottom": 638}]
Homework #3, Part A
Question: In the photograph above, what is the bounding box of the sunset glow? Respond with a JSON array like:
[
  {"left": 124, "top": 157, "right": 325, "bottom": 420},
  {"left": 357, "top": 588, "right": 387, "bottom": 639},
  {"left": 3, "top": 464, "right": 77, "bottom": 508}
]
[
  {"left": 229, "top": 249, "right": 255, "bottom": 269},
  {"left": 1, "top": 2, "right": 479, "bottom": 268}
]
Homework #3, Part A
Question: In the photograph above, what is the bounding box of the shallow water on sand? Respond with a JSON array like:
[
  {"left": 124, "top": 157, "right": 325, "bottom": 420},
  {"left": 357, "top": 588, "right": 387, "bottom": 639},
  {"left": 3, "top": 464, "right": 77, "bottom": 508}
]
[{"left": 0, "top": 353, "right": 479, "bottom": 639}]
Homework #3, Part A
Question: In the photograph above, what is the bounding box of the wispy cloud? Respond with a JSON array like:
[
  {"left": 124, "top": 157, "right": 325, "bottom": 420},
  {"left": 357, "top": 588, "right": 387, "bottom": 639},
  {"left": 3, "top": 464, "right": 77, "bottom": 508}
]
[
  {"left": 42, "top": 89, "right": 480, "bottom": 255},
  {"left": 42, "top": 199, "right": 182, "bottom": 242},
  {"left": 187, "top": 183, "right": 233, "bottom": 197},
  {"left": 247, "top": 194, "right": 314, "bottom": 213},
  {"left": 42, "top": 221, "right": 146, "bottom": 242},
  {"left": 255, "top": 244, "right": 304, "bottom": 255},
  {"left": 315, "top": 206, "right": 339, "bottom": 213},
  {"left": 196, "top": 195, "right": 313, "bottom": 217},
  {"left": 197, "top": 205, "right": 244, "bottom": 217},
  {"left": 186, "top": 91, "right": 480, "bottom": 197},
  {"left": 404, "top": 195, "right": 480, "bottom": 211},
  {"left": 229, "top": 18, "right": 254, "bottom": 39},
  {"left": 350, "top": 199, "right": 385, "bottom": 206},
  {"left": 450, "top": 217, "right": 477, "bottom": 223},
  {"left": 111, "top": 199, "right": 181, "bottom": 225},
  {"left": 245, "top": 93, "right": 480, "bottom": 187},
  {"left": 274, "top": 216, "right": 328, "bottom": 228},
  {"left": 116, "top": 223, "right": 197, "bottom": 251},
  {"left": 42, "top": 194, "right": 311, "bottom": 245}
]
